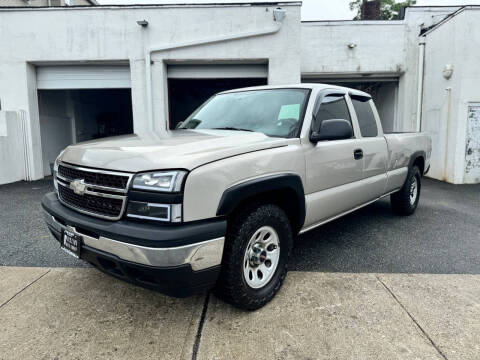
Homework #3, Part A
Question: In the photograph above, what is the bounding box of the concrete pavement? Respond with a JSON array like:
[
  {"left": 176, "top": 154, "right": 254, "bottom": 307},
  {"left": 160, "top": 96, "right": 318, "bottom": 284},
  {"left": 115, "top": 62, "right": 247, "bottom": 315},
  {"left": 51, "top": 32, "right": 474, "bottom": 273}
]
[{"left": 1, "top": 267, "right": 479, "bottom": 360}]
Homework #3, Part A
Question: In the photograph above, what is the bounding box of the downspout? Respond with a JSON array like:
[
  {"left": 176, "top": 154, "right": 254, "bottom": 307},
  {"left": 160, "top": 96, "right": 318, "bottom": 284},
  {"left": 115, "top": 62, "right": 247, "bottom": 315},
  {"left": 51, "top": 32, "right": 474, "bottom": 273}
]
[
  {"left": 443, "top": 87, "right": 452, "bottom": 181},
  {"left": 145, "top": 8, "right": 287, "bottom": 134},
  {"left": 416, "top": 37, "right": 426, "bottom": 132}
]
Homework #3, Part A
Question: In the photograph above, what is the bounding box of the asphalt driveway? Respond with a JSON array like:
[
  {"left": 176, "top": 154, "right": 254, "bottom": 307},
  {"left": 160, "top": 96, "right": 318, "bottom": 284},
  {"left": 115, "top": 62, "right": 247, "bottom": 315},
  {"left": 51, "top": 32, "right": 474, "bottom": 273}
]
[
  {"left": 1, "top": 177, "right": 480, "bottom": 360},
  {"left": 0, "top": 176, "right": 479, "bottom": 273}
]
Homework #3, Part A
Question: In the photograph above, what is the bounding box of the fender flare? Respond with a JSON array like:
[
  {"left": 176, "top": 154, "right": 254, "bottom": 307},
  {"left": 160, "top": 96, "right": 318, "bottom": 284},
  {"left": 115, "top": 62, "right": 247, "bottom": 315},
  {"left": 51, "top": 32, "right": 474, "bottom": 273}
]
[
  {"left": 409, "top": 150, "right": 426, "bottom": 174},
  {"left": 216, "top": 173, "right": 306, "bottom": 230}
]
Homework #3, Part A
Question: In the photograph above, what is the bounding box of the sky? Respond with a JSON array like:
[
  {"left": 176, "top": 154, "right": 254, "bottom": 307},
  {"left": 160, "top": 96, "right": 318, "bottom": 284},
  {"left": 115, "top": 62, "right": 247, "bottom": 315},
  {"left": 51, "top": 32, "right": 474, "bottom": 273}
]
[{"left": 97, "top": 0, "right": 480, "bottom": 21}]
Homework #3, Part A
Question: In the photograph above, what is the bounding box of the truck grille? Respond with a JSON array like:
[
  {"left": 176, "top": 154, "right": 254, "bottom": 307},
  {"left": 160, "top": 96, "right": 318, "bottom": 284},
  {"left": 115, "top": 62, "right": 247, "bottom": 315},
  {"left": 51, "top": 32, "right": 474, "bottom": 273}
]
[
  {"left": 58, "top": 164, "right": 129, "bottom": 190},
  {"left": 55, "top": 163, "right": 132, "bottom": 220},
  {"left": 58, "top": 185, "right": 124, "bottom": 218}
]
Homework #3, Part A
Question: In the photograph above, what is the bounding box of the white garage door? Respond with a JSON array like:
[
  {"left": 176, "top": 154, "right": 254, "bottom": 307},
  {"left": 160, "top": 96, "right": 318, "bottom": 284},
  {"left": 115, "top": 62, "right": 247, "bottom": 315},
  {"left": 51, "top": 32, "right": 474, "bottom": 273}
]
[
  {"left": 37, "top": 65, "right": 131, "bottom": 89},
  {"left": 167, "top": 64, "right": 268, "bottom": 79}
]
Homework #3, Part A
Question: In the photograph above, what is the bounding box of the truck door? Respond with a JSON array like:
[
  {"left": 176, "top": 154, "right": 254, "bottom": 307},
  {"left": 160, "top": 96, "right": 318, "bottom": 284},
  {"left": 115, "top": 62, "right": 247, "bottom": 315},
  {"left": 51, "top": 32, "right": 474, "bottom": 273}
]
[
  {"left": 303, "top": 91, "right": 366, "bottom": 229},
  {"left": 348, "top": 95, "right": 388, "bottom": 199}
]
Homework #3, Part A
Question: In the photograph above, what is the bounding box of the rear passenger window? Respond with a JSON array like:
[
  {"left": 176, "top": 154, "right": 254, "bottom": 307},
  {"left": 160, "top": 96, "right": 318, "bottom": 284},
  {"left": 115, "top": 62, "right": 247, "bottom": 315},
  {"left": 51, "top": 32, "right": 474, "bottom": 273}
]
[
  {"left": 351, "top": 98, "right": 378, "bottom": 137},
  {"left": 313, "top": 95, "right": 352, "bottom": 134}
]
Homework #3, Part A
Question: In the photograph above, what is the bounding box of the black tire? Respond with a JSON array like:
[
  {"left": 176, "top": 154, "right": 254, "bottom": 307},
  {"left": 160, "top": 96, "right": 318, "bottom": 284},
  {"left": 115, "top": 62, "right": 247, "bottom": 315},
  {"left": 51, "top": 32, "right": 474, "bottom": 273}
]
[
  {"left": 390, "top": 166, "right": 421, "bottom": 215},
  {"left": 214, "top": 203, "right": 293, "bottom": 310}
]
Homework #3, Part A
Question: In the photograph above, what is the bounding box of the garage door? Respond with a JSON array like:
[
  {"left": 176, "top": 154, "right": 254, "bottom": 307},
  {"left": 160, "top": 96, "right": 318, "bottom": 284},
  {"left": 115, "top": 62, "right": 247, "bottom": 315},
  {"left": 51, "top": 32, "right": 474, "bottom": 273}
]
[
  {"left": 37, "top": 65, "right": 131, "bottom": 89},
  {"left": 167, "top": 64, "right": 268, "bottom": 79}
]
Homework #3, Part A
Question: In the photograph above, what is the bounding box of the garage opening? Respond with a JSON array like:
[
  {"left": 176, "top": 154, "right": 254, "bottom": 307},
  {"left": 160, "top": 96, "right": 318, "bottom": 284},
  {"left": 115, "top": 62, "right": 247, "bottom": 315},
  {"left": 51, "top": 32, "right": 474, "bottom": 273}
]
[
  {"left": 37, "top": 65, "right": 133, "bottom": 176},
  {"left": 38, "top": 89, "right": 133, "bottom": 176},
  {"left": 167, "top": 64, "right": 268, "bottom": 129},
  {"left": 302, "top": 77, "right": 398, "bottom": 133}
]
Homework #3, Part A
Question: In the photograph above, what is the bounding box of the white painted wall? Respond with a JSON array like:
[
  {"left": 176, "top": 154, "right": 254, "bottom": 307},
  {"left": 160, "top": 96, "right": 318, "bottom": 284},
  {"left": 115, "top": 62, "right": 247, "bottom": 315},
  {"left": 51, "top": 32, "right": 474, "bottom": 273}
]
[
  {"left": 0, "top": 4, "right": 477, "bottom": 184},
  {"left": 301, "top": 21, "right": 406, "bottom": 76},
  {"left": 421, "top": 8, "right": 480, "bottom": 184},
  {"left": 0, "top": 111, "right": 26, "bottom": 184},
  {"left": 0, "top": 3, "right": 301, "bottom": 183},
  {"left": 398, "top": 6, "right": 460, "bottom": 134}
]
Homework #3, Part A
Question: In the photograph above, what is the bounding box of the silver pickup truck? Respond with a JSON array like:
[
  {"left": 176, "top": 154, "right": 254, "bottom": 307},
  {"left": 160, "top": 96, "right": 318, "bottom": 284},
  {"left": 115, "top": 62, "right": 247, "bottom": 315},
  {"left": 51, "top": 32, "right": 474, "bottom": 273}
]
[{"left": 42, "top": 84, "right": 431, "bottom": 310}]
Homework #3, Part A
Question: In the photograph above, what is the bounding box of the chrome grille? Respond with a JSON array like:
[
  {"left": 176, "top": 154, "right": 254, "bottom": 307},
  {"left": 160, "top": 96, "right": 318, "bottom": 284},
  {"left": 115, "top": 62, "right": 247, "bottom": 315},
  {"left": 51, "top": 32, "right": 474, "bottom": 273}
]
[
  {"left": 58, "top": 164, "right": 129, "bottom": 190},
  {"left": 55, "top": 163, "right": 133, "bottom": 220}
]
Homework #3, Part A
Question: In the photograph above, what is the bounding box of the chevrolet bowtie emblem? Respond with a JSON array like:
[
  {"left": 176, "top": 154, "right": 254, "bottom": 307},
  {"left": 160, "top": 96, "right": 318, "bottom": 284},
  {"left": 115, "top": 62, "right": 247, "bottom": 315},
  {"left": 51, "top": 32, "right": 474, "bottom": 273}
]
[{"left": 70, "top": 179, "right": 87, "bottom": 195}]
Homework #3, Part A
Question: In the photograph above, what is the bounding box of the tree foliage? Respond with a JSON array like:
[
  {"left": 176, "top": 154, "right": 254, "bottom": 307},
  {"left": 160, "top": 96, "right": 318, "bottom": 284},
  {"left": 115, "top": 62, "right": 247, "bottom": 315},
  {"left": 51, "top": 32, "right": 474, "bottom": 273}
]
[{"left": 349, "top": 0, "right": 417, "bottom": 20}]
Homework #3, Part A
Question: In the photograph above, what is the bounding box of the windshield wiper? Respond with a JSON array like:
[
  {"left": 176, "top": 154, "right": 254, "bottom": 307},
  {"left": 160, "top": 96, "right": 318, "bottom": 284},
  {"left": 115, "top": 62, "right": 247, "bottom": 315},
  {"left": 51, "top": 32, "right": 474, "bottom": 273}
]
[{"left": 211, "top": 127, "right": 254, "bottom": 132}]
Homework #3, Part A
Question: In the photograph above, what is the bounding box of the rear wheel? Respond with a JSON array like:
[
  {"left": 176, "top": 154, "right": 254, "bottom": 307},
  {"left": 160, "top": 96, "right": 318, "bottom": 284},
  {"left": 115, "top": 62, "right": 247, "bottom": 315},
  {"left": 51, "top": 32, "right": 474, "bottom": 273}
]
[
  {"left": 214, "top": 203, "right": 293, "bottom": 310},
  {"left": 391, "top": 166, "right": 421, "bottom": 215}
]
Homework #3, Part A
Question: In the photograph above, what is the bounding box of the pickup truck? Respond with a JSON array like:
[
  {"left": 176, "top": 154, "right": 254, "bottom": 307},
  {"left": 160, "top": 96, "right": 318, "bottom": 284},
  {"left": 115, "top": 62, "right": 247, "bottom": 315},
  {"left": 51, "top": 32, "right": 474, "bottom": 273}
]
[{"left": 42, "top": 84, "right": 432, "bottom": 310}]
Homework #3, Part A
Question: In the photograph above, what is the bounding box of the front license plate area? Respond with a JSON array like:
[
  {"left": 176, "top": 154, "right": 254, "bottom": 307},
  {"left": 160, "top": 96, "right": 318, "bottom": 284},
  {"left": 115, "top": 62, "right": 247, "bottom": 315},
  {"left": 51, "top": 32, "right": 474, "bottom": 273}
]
[{"left": 61, "top": 229, "right": 82, "bottom": 259}]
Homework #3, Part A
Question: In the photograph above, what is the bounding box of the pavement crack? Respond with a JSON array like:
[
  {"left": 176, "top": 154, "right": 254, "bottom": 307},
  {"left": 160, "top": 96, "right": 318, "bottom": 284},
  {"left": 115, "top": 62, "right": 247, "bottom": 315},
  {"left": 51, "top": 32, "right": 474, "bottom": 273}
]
[
  {"left": 0, "top": 269, "right": 51, "bottom": 311},
  {"left": 191, "top": 291, "right": 210, "bottom": 360},
  {"left": 376, "top": 275, "right": 448, "bottom": 360}
]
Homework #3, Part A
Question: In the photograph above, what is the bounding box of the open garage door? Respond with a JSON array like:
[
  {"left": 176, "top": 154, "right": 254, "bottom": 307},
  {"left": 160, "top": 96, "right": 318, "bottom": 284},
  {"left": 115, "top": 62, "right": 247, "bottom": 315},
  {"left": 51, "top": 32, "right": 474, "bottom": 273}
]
[
  {"left": 303, "top": 76, "right": 399, "bottom": 133},
  {"left": 37, "top": 65, "right": 133, "bottom": 176},
  {"left": 167, "top": 64, "right": 268, "bottom": 129}
]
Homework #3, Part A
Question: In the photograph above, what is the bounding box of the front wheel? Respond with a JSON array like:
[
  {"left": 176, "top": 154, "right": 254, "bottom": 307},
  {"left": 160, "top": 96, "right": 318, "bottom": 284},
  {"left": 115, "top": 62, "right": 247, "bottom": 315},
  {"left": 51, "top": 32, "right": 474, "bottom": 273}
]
[
  {"left": 390, "top": 166, "right": 421, "bottom": 215},
  {"left": 214, "top": 203, "right": 293, "bottom": 310}
]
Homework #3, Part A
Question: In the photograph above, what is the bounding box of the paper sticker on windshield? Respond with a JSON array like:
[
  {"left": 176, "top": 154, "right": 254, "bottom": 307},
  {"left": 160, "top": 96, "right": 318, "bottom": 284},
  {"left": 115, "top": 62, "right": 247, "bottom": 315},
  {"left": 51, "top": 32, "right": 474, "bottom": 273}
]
[{"left": 278, "top": 104, "right": 300, "bottom": 120}]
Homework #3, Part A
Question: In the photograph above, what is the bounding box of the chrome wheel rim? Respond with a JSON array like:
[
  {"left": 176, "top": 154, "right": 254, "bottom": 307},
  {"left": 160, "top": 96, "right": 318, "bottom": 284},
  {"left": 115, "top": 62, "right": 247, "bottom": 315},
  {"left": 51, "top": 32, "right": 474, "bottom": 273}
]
[
  {"left": 243, "top": 226, "right": 280, "bottom": 289},
  {"left": 409, "top": 177, "right": 418, "bottom": 205}
]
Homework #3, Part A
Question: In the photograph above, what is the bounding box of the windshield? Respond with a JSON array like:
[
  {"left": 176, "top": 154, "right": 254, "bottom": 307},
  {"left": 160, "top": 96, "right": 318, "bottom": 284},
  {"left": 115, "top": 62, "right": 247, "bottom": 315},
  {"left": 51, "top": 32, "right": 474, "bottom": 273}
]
[{"left": 176, "top": 88, "right": 310, "bottom": 138}]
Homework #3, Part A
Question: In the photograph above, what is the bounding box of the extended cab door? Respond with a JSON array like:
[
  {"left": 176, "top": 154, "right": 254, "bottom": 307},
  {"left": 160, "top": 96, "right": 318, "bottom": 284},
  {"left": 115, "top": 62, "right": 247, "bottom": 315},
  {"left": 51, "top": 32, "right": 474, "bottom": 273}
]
[
  {"left": 348, "top": 94, "right": 388, "bottom": 199},
  {"left": 303, "top": 90, "right": 365, "bottom": 229}
]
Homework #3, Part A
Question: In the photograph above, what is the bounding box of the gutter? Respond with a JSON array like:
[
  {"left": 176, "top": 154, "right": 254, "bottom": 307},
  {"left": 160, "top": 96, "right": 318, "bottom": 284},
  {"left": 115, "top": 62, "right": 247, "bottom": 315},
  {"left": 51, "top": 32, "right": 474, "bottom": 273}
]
[{"left": 144, "top": 7, "right": 287, "bottom": 134}]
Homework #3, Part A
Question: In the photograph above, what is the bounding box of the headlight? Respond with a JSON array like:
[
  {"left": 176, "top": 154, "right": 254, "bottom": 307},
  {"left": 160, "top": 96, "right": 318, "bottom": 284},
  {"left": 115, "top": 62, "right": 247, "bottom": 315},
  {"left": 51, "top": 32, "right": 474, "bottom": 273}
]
[
  {"left": 53, "top": 151, "right": 64, "bottom": 194},
  {"left": 132, "top": 170, "right": 187, "bottom": 192}
]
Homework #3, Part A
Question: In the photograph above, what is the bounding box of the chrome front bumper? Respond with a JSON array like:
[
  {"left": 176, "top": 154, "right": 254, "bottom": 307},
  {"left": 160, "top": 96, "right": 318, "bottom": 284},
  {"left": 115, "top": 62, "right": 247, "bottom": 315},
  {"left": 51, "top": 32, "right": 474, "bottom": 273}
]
[{"left": 43, "top": 211, "right": 225, "bottom": 271}]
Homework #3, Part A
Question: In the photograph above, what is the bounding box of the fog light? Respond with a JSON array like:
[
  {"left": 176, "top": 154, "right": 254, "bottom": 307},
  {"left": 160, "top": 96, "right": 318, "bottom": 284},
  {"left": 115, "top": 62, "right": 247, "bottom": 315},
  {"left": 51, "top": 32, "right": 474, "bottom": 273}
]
[
  {"left": 127, "top": 201, "right": 171, "bottom": 222},
  {"left": 126, "top": 202, "right": 183, "bottom": 222}
]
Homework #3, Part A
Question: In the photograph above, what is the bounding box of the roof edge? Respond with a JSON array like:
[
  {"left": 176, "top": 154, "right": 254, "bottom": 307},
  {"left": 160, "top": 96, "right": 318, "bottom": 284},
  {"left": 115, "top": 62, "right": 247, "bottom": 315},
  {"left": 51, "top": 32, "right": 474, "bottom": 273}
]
[{"left": 0, "top": 1, "right": 301, "bottom": 11}]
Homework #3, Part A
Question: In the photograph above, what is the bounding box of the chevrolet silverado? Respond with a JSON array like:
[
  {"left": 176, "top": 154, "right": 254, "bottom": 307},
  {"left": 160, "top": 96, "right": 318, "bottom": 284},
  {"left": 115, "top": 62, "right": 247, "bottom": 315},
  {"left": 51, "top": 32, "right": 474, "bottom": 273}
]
[{"left": 42, "top": 84, "right": 432, "bottom": 310}]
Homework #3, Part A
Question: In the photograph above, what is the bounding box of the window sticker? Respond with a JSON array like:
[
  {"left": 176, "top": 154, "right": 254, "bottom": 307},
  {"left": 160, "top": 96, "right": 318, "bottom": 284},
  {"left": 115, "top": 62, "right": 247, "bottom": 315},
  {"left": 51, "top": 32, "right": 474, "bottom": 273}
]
[{"left": 278, "top": 104, "right": 300, "bottom": 120}]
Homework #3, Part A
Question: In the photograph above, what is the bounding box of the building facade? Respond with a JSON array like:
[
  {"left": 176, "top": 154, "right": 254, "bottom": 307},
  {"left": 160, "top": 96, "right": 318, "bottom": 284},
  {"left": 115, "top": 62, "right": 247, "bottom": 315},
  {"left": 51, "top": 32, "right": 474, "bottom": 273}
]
[{"left": 0, "top": 3, "right": 478, "bottom": 184}]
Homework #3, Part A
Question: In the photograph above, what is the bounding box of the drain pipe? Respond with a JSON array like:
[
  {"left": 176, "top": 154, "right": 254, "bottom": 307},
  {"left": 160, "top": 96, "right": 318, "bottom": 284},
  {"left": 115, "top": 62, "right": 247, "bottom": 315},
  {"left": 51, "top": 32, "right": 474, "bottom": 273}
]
[
  {"left": 415, "top": 37, "right": 426, "bottom": 132},
  {"left": 145, "top": 7, "right": 287, "bottom": 134}
]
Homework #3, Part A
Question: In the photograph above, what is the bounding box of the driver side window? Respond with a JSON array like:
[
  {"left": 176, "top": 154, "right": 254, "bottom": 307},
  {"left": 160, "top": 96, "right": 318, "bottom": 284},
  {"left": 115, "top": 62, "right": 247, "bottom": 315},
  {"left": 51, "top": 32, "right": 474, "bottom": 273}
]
[{"left": 312, "top": 95, "right": 352, "bottom": 134}]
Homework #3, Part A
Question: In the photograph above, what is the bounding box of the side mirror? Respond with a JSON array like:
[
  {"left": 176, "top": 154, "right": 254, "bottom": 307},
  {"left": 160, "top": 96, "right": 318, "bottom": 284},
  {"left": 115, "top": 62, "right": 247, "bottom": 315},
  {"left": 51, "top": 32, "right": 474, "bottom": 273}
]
[
  {"left": 175, "top": 121, "right": 184, "bottom": 129},
  {"left": 310, "top": 119, "right": 353, "bottom": 143}
]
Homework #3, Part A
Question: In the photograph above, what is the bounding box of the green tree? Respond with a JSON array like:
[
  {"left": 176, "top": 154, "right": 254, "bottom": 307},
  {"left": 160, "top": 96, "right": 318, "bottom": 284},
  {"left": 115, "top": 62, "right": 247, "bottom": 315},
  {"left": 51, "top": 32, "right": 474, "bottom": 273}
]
[{"left": 349, "top": 0, "right": 416, "bottom": 20}]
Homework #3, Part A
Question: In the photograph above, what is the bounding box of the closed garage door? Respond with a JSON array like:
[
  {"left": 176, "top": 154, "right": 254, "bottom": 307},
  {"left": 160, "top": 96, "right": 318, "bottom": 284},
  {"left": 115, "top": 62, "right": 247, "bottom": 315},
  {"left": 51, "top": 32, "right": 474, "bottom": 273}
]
[
  {"left": 37, "top": 65, "right": 131, "bottom": 89},
  {"left": 167, "top": 64, "right": 268, "bottom": 129}
]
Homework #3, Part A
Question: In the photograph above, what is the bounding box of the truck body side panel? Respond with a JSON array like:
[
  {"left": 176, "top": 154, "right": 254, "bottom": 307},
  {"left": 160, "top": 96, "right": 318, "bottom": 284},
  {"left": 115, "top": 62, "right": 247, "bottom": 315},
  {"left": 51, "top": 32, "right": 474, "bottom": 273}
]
[
  {"left": 383, "top": 132, "right": 432, "bottom": 192},
  {"left": 183, "top": 140, "right": 306, "bottom": 222}
]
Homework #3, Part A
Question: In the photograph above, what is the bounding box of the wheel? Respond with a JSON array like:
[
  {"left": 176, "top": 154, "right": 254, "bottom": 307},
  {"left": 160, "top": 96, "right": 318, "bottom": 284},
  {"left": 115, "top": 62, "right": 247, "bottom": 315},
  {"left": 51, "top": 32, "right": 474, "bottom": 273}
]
[
  {"left": 214, "top": 203, "right": 293, "bottom": 310},
  {"left": 390, "top": 166, "right": 421, "bottom": 215}
]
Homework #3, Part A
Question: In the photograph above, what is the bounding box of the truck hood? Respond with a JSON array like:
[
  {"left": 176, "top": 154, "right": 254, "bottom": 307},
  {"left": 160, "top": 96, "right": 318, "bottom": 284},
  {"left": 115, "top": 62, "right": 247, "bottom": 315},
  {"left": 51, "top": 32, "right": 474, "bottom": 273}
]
[{"left": 60, "top": 130, "right": 290, "bottom": 172}]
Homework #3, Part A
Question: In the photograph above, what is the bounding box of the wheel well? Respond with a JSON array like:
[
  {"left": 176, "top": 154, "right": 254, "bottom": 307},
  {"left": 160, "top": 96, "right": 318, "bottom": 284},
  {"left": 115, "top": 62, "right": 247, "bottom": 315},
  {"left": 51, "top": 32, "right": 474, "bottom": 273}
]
[
  {"left": 413, "top": 156, "right": 425, "bottom": 175},
  {"left": 226, "top": 188, "right": 303, "bottom": 235}
]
